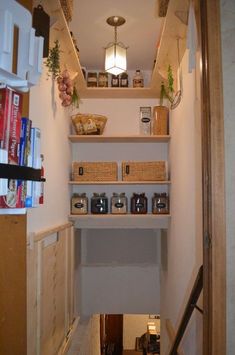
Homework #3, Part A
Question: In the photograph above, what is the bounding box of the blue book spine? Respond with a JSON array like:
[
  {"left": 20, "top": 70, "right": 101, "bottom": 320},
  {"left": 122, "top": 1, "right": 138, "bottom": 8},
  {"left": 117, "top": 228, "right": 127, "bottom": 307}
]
[{"left": 19, "top": 117, "right": 28, "bottom": 166}]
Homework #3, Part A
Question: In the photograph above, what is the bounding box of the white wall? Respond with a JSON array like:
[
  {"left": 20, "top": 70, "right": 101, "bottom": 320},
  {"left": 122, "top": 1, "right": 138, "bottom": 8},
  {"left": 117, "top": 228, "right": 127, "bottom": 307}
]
[
  {"left": 220, "top": 1, "right": 235, "bottom": 353},
  {"left": 81, "top": 265, "right": 160, "bottom": 315},
  {"left": 27, "top": 65, "right": 71, "bottom": 233},
  {"left": 160, "top": 50, "right": 203, "bottom": 355},
  {"left": 123, "top": 314, "right": 160, "bottom": 350}
]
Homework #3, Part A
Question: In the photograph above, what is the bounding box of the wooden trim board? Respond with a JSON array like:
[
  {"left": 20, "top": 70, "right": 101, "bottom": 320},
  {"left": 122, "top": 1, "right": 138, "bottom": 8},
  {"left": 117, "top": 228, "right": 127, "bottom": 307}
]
[{"left": 199, "top": 0, "right": 226, "bottom": 353}]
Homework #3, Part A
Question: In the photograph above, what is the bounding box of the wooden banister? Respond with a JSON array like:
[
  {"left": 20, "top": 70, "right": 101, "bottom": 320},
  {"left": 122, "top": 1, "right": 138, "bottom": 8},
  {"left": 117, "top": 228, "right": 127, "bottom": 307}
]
[{"left": 168, "top": 265, "right": 203, "bottom": 355}]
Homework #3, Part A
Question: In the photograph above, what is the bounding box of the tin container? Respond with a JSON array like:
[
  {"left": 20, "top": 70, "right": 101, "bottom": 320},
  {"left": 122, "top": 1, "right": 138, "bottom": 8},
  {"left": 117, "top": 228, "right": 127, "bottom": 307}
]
[
  {"left": 152, "top": 193, "right": 169, "bottom": 214},
  {"left": 71, "top": 193, "right": 88, "bottom": 214},
  {"left": 131, "top": 193, "right": 148, "bottom": 214},
  {"left": 111, "top": 193, "right": 127, "bottom": 214},
  {"left": 91, "top": 193, "right": 108, "bottom": 214},
  {"left": 140, "top": 106, "right": 151, "bottom": 135}
]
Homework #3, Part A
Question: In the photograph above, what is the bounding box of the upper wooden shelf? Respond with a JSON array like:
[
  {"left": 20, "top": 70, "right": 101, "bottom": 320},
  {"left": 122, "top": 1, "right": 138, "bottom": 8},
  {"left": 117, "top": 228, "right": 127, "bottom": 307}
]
[
  {"left": 44, "top": 0, "right": 188, "bottom": 98},
  {"left": 68, "top": 135, "right": 170, "bottom": 143}
]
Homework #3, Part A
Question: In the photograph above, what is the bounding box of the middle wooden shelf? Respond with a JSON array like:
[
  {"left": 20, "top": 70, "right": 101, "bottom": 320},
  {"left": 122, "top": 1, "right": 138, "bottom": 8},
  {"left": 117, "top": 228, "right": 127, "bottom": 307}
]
[{"left": 69, "top": 180, "right": 171, "bottom": 185}]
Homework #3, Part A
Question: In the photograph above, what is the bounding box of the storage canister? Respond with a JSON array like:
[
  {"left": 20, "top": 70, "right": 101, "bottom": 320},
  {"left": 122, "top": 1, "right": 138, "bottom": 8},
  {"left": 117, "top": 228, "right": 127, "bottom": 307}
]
[
  {"left": 71, "top": 193, "right": 88, "bottom": 214},
  {"left": 91, "top": 193, "right": 108, "bottom": 214},
  {"left": 111, "top": 193, "right": 127, "bottom": 214},
  {"left": 87, "top": 72, "right": 98, "bottom": 87},
  {"left": 152, "top": 193, "right": 169, "bottom": 214},
  {"left": 131, "top": 193, "right": 148, "bottom": 214}
]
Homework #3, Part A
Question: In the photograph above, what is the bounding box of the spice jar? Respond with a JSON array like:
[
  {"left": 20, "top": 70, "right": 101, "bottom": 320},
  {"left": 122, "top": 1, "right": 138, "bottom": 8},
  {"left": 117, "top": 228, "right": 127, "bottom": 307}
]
[
  {"left": 152, "top": 193, "right": 169, "bottom": 214},
  {"left": 98, "top": 72, "right": 108, "bottom": 87},
  {"left": 111, "top": 74, "right": 119, "bottom": 87},
  {"left": 91, "top": 193, "right": 108, "bottom": 214},
  {"left": 133, "top": 69, "right": 144, "bottom": 88},
  {"left": 87, "top": 72, "right": 97, "bottom": 87},
  {"left": 111, "top": 193, "right": 127, "bottom": 214},
  {"left": 71, "top": 193, "right": 88, "bottom": 214},
  {"left": 120, "top": 72, "right": 128, "bottom": 87},
  {"left": 131, "top": 193, "right": 148, "bottom": 214}
]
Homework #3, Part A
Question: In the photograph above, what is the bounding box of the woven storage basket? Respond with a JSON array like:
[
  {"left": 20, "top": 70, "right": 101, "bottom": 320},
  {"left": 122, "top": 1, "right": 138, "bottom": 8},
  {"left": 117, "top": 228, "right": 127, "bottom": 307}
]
[
  {"left": 122, "top": 161, "right": 166, "bottom": 181},
  {"left": 72, "top": 162, "right": 118, "bottom": 181}
]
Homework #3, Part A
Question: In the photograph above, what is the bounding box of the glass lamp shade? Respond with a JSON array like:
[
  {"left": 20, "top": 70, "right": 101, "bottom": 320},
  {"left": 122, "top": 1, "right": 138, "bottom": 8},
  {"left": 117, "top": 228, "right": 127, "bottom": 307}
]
[{"left": 105, "top": 43, "right": 127, "bottom": 76}]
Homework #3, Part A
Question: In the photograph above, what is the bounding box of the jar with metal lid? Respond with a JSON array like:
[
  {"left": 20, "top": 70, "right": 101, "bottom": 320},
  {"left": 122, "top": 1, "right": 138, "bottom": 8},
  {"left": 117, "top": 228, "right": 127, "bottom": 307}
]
[
  {"left": 71, "top": 193, "right": 88, "bottom": 214},
  {"left": 87, "top": 72, "right": 98, "bottom": 87},
  {"left": 120, "top": 72, "right": 128, "bottom": 87},
  {"left": 111, "top": 193, "right": 128, "bottom": 214},
  {"left": 98, "top": 72, "right": 108, "bottom": 87},
  {"left": 152, "top": 193, "right": 169, "bottom": 214},
  {"left": 131, "top": 193, "right": 148, "bottom": 214},
  {"left": 91, "top": 193, "right": 108, "bottom": 214}
]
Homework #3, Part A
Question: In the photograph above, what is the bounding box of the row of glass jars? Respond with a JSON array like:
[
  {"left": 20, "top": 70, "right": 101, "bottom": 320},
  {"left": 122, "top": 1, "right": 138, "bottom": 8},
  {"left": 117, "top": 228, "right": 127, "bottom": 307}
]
[{"left": 71, "top": 192, "right": 169, "bottom": 215}]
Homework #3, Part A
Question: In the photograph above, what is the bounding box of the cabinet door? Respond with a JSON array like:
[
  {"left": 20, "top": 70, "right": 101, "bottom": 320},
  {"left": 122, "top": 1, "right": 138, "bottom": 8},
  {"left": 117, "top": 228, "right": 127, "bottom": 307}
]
[{"left": 27, "top": 225, "right": 74, "bottom": 355}]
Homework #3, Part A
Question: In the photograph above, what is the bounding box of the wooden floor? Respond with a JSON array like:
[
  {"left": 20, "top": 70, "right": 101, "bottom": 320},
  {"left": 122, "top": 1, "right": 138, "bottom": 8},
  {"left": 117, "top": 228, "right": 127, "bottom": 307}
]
[{"left": 122, "top": 351, "right": 142, "bottom": 355}]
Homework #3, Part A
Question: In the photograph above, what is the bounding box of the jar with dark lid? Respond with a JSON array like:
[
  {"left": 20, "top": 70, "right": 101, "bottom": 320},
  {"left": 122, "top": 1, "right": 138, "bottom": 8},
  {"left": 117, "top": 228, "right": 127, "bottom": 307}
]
[
  {"left": 152, "top": 193, "right": 169, "bottom": 214},
  {"left": 111, "top": 75, "right": 119, "bottom": 87},
  {"left": 87, "top": 72, "right": 97, "bottom": 87},
  {"left": 91, "top": 193, "right": 108, "bottom": 214},
  {"left": 111, "top": 193, "right": 128, "bottom": 214},
  {"left": 120, "top": 72, "right": 128, "bottom": 87},
  {"left": 131, "top": 193, "right": 148, "bottom": 214},
  {"left": 71, "top": 193, "right": 88, "bottom": 215}
]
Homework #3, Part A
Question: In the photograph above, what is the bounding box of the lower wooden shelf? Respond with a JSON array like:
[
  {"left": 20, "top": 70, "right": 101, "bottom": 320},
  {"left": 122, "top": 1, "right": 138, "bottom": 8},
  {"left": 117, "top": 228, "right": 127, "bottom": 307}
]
[{"left": 69, "top": 214, "right": 170, "bottom": 229}]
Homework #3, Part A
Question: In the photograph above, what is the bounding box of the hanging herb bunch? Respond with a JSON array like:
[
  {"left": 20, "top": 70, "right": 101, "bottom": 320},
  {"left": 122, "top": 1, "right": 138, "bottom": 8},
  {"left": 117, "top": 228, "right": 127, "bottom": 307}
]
[
  {"left": 45, "top": 40, "right": 61, "bottom": 79},
  {"left": 160, "top": 65, "right": 181, "bottom": 109}
]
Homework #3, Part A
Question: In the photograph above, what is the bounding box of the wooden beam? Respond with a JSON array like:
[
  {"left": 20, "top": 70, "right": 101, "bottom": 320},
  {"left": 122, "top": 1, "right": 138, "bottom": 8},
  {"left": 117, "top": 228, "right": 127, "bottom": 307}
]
[
  {"left": 199, "top": 0, "right": 226, "bottom": 353},
  {"left": 159, "top": 0, "right": 170, "bottom": 17}
]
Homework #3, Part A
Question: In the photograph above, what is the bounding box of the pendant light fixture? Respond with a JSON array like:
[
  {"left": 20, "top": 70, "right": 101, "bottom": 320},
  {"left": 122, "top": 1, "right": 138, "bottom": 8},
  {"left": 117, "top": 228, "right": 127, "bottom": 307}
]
[{"left": 105, "top": 16, "right": 127, "bottom": 76}]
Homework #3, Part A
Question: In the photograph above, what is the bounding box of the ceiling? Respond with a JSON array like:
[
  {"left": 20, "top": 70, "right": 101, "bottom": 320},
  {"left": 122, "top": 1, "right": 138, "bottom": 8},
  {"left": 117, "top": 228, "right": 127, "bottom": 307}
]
[{"left": 69, "top": 0, "right": 164, "bottom": 72}]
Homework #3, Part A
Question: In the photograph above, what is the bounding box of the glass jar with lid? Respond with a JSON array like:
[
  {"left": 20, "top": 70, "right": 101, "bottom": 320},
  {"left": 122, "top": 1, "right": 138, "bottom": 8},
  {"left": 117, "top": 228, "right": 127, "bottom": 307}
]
[
  {"left": 152, "top": 193, "right": 169, "bottom": 214},
  {"left": 133, "top": 69, "right": 144, "bottom": 88},
  {"left": 131, "top": 193, "right": 148, "bottom": 214},
  {"left": 91, "top": 193, "right": 108, "bottom": 214},
  {"left": 111, "top": 193, "right": 128, "bottom": 214},
  {"left": 71, "top": 193, "right": 88, "bottom": 214}
]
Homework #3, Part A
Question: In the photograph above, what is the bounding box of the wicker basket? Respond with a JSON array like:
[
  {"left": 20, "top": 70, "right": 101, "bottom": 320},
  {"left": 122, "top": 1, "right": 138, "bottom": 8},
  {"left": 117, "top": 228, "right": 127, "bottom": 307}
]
[
  {"left": 71, "top": 113, "right": 107, "bottom": 135},
  {"left": 72, "top": 162, "right": 118, "bottom": 181},
  {"left": 122, "top": 161, "right": 166, "bottom": 181}
]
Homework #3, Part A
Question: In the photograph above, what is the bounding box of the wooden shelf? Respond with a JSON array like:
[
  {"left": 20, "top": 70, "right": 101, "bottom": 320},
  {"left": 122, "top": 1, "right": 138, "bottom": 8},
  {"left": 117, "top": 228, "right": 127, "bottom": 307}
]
[
  {"left": 78, "top": 87, "right": 160, "bottom": 99},
  {"left": 69, "top": 180, "right": 171, "bottom": 185},
  {"left": 68, "top": 135, "right": 170, "bottom": 143},
  {"left": 69, "top": 214, "right": 170, "bottom": 229}
]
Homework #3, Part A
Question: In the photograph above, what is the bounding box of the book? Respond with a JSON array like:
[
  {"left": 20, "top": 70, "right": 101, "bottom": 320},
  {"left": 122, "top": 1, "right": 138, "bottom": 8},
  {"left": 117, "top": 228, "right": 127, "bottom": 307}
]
[{"left": 0, "top": 87, "right": 23, "bottom": 208}]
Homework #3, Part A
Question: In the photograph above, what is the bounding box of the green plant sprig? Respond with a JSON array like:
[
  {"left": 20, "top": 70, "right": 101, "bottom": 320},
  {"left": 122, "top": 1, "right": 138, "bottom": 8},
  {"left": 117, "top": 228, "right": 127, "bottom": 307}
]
[{"left": 45, "top": 40, "right": 61, "bottom": 79}]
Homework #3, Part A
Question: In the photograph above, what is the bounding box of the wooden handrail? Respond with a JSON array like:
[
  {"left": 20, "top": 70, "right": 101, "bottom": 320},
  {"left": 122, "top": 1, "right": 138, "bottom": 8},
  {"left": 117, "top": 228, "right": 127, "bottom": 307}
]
[{"left": 168, "top": 265, "right": 203, "bottom": 355}]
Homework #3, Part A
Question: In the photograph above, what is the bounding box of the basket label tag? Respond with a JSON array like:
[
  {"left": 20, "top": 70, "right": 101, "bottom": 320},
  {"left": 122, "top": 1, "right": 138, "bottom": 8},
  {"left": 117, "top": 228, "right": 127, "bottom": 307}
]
[
  {"left": 125, "top": 165, "right": 130, "bottom": 174},
  {"left": 79, "top": 167, "right": 83, "bottom": 175}
]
